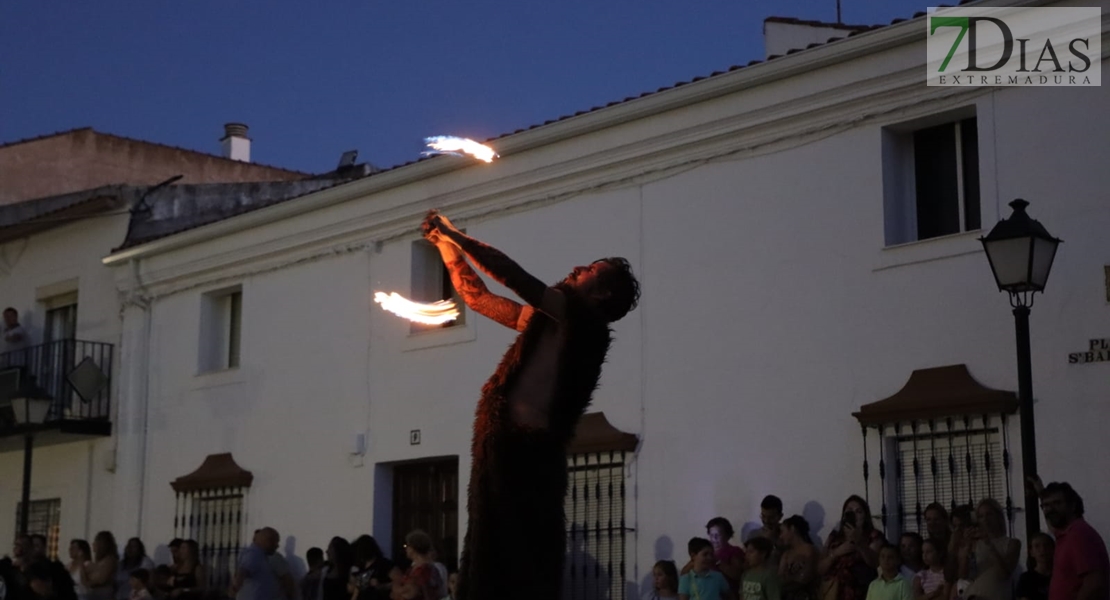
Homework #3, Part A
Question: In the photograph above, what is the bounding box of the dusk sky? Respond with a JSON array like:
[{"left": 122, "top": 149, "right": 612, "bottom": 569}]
[{"left": 3, "top": 1, "right": 931, "bottom": 173}]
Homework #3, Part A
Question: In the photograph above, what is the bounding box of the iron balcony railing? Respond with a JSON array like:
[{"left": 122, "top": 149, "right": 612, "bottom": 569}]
[{"left": 0, "top": 339, "right": 114, "bottom": 426}]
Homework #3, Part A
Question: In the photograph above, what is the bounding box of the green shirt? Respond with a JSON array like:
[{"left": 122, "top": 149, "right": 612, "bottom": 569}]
[
  {"left": 679, "top": 570, "right": 730, "bottom": 600},
  {"left": 741, "top": 566, "right": 781, "bottom": 600},
  {"left": 865, "top": 573, "right": 913, "bottom": 600}
]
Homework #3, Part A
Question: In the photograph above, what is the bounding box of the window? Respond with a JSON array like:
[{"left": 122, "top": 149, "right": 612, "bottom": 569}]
[
  {"left": 199, "top": 287, "right": 242, "bottom": 372},
  {"left": 895, "top": 428, "right": 1005, "bottom": 534},
  {"left": 883, "top": 114, "right": 981, "bottom": 245},
  {"left": 410, "top": 240, "right": 463, "bottom": 332},
  {"left": 564, "top": 452, "right": 628, "bottom": 600},
  {"left": 42, "top": 293, "right": 77, "bottom": 343},
  {"left": 171, "top": 453, "right": 253, "bottom": 593},
  {"left": 189, "top": 494, "right": 243, "bottom": 591},
  {"left": 14, "top": 498, "right": 62, "bottom": 559}
]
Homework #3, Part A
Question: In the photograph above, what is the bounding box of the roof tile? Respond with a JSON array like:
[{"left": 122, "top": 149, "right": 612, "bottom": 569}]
[{"left": 0, "top": 127, "right": 308, "bottom": 176}]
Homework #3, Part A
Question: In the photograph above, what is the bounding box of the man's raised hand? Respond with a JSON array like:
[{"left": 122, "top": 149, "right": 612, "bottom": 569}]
[
  {"left": 422, "top": 209, "right": 463, "bottom": 245},
  {"left": 421, "top": 209, "right": 441, "bottom": 240}
]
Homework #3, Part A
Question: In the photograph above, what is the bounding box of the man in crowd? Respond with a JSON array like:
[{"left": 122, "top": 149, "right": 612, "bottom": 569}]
[
  {"left": 231, "top": 527, "right": 282, "bottom": 600},
  {"left": 1035, "top": 480, "right": 1109, "bottom": 600},
  {"left": 749, "top": 495, "right": 785, "bottom": 566},
  {"left": 2, "top": 308, "right": 29, "bottom": 368}
]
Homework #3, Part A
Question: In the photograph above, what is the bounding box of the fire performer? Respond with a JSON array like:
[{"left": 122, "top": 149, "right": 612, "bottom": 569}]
[{"left": 421, "top": 210, "right": 640, "bottom": 600}]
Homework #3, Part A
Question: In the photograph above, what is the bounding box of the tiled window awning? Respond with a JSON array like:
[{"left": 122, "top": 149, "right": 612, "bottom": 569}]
[
  {"left": 853, "top": 364, "right": 1020, "bottom": 537},
  {"left": 171, "top": 453, "right": 253, "bottom": 593},
  {"left": 567, "top": 412, "right": 638, "bottom": 455},
  {"left": 853, "top": 364, "right": 1018, "bottom": 426},
  {"left": 171, "top": 452, "right": 254, "bottom": 493}
]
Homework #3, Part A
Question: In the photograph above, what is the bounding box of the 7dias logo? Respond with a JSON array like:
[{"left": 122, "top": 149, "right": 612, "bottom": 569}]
[{"left": 926, "top": 7, "right": 1101, "bottom": 87}]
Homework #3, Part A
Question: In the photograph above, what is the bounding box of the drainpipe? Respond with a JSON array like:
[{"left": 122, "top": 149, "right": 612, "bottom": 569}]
[{"left": 114, "top": 258, "right": 153, "bottom": 539}]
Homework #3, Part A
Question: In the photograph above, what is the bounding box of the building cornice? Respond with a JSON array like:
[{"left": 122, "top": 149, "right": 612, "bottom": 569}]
[
  {"left": 106, "top": 0, "right": 1086, "bottom": 299},
  {"left": 105, "top": 14, "right": 937, "bottom": 268},
  {"left": 120, "top": 76, "right": 988, "bottom": 299}
]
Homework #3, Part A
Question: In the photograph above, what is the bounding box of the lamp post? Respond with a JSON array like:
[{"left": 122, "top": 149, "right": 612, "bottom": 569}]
[
  {"left": 979, "top": 199, "right": 1062, "bottom": 538},
  {"left": 11, "top": 392, "right": 52, "bottom": 535}
]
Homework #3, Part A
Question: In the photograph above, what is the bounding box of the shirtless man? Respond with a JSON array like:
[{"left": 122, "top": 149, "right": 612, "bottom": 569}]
[{"left": 422, "top": 210, "right": 640, "bottom": 600}]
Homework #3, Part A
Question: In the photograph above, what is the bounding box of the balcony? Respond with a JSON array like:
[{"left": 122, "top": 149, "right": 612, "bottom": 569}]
[{"left": 0, "top": 340, "right": 114, "bottom": 450}]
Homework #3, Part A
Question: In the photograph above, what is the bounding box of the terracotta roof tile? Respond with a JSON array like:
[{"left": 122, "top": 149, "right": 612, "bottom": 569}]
[
  {"left": 117, "top": 0, "right": 977, "bottom": 251},
  {"left": 0, "top": 127, "right": 309, "bottom": 176},
  {"left": 458, "top": 0, "right": 979, "bottom": 149},
  {"left": 763, "top": 16, "right": 875, "bottom": 31}
]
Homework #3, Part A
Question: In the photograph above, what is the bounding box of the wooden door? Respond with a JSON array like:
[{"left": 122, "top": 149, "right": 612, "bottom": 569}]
[{"left": 392, "top": 457, "right": 459, "bottom": 570}]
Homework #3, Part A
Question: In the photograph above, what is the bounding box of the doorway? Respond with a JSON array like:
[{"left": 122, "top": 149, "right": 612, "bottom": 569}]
[
  {"left": 39, "top": 293, "right": 77, "bottom": 417},
  {"left": 391, "top": 457, "right": 459, "bottom": 570}
]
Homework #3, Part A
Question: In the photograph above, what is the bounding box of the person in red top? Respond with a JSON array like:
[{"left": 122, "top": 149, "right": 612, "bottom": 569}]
[{"left": 1036, "top": 481, "right": 1109, "bottom": 600}]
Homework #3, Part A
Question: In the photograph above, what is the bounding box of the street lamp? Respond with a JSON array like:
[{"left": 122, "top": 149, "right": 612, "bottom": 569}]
[
  {"left": 979, "top": 198, "right": 1062, "bottom": 538},
  {"left": 9, "top": 387, "right": 53, "bottom": 536},
  {"left": 11, "top": 396, "right": 52, "bottom": 425}
]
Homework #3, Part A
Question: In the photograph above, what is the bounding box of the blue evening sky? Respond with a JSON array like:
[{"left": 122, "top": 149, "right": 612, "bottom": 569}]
[{"left": 3, "top": 1, "right": 931, "bottom": 173}]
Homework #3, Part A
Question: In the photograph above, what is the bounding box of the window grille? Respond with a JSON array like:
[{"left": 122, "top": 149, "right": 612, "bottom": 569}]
[{"left": 565, "top": 451, "right": 629, "bottom": 600}]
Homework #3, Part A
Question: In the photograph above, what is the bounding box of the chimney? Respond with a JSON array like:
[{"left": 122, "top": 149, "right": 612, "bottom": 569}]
[
  {"left": 762, "top": 17, "right": 870, "bottom": 59},
  {"left": 220, "top": 123, "right": 251, "bottom": 162}
]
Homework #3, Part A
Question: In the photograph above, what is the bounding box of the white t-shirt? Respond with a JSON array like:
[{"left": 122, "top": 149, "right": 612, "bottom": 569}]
[{"left": 2, "top": 324, "right": 29, "bottom": 353}]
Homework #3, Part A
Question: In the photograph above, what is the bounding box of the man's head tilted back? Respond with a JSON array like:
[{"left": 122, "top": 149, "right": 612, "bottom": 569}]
[{"left": 564, "top": 257, "right": 640, "bottom": 322}]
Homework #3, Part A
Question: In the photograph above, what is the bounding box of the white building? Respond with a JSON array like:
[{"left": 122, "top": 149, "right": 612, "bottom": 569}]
[
  {"left": 0, "top": 127, "right": 354, "bottom": 562},
  {"left": 0, "top": 188, "right": 129, "bottom": 560},
  {"left": 6, "top": 2, "right": 1107, "bottom": 598}
]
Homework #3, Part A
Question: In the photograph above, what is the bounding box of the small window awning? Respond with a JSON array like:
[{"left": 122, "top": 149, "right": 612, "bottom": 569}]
[
  {"left": 853, "top": 364, "right": 1018, "bottom": 426},
  {"left": 171, "top": 452, "right": 254, "bottom": 493},
  {"left": 568, "top": 412, "right": 638, "bottom": 454}
]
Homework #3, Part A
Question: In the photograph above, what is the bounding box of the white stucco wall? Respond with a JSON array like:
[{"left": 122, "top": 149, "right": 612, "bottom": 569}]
[
  {"left": 0, "top": 214, "right": 125, "bottom": 551},
  {"left": 106, "top": 9, "right": 1108, "bottom": 596}
]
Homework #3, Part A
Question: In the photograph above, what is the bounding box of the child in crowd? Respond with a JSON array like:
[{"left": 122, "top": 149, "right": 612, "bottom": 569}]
[
  {"left": 301, "top": 547, "right": 324, "bottom": 600},
  {"left": 1015, "top": 533, "right": 1054, "bottom": 600},
  {"left": 913, "top": 539, "right": 947, "bottom": 600},
  {"left": 643, "top": 560, "right": 680, "bottom": 600},
  {"left": 151, "top": 565, "right": 173, "bottom": 599},
  {"left": 680, "top": 538, "right": 734, "bottom": 600},
  {"left": 866, "top": 544, "right": 912, "bottom": 600},
  {"left": 441, "top": 571, "right": 458, "bottom": 600},
  {"left": 741, "top": 537, "right": 781, "bottom": 600},
  {"left": 129, "top": 569, "right": 153, "bottom": 600}
]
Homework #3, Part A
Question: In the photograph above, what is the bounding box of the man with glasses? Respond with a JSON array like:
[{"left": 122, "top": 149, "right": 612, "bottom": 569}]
[{"left": 1030, "top": 477, "right": 1109, "bottom": 600}]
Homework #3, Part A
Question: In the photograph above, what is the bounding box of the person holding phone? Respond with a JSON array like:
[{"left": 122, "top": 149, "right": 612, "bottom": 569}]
[
  {"left": 961, "top": 500, "right": 1020, "bottom": 600},
  {"left": 819, "top": 496, "right": 886, "bottom": 600}
]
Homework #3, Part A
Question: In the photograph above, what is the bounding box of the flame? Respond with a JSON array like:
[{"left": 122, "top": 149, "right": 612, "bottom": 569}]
[
  {"left": 423, "top": 136, "right": 499, "bottom": 163},
  {"left": 374, "top": 292, "right": 460, "bottom": 325}
]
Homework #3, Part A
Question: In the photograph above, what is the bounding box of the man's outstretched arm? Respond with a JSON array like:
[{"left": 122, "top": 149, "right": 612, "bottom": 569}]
[
  {"left": 425, "top": 212, "right": 565, "bottom": 321},
  {"left": 434, "top": 240, "right": 532, "bottom": 331}
]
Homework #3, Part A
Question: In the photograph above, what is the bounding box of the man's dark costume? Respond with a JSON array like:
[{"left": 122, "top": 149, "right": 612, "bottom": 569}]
[{"left": 457, "top": 282, "right": 614, "bottom": 600}]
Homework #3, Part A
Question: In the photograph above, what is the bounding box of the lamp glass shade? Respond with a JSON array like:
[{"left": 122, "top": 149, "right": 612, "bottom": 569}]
[
  {"left": 1030, "top": 235, "right": 1060, "bottom": 290},
  {"left": 980, "top": 199, "right": 1061, "bottom": 294},
  {"left": 11, "top": 397, "right": 51, "bottom": 424},
  {"left": 983, "top": 237, "right": 1033, "bottom": 291}
]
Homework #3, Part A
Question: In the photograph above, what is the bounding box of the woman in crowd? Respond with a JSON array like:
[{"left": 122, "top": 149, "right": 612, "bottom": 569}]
[
  {"left": 83, "top": 531, "right": 119, "bottom": 600},
  {"left": 168, "top": 540, "right": 205, "bottom": 599},
  {"left": 322, "top": 537, "right": 354, "bottom": 600},
  {"left": 391, "top": 530, "right": 444, "bottom": 600},
  {"left": 350, "top": 535, "right": 393, "bottom": 600},
  {"left": 68, "top": 539, "right": 93, "bottom": 600},
  {"left": 681, "top": 517, "right": 746, "bottom": 595},
  {"left": 117, "top": 538, "right": 156, "bottom": 600},
  {"left": 961, "top": 499, "right": 1020, "bottom": 600},
  {"left": 818, "top": 495, "right": 882, "bottom": 600}
]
